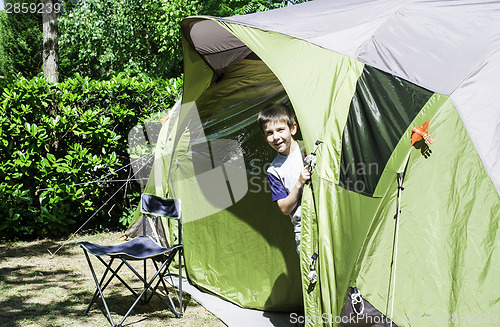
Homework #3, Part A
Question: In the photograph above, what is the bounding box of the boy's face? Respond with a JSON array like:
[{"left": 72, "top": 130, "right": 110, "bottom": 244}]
[{"left": 263, "top": 120, "right": 297, "bottom": 156}]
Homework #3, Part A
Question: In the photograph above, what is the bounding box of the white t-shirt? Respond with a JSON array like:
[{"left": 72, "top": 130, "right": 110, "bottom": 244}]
[{"left": 266, "top": 144, "right": 305, "bottom": 233}]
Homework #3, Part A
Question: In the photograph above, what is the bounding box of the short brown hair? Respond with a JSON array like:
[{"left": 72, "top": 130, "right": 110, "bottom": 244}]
[{"left": 257, "top": 103, "right": 296, "bottom": 133}]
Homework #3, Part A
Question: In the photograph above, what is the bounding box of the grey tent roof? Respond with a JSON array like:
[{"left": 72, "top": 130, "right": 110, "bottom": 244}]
[{"left": 184, "top": 0, "right": 500, "bottom": 194}]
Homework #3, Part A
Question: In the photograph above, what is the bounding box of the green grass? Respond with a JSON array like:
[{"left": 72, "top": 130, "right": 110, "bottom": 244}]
[{"left": 0, "top": 231, "right": 225, "bottom": 327}]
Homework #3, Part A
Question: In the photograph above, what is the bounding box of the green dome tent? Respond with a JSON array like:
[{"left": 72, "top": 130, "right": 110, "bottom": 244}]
[{"left": 135, "top": 0, "right": 500, "bottom": 325}]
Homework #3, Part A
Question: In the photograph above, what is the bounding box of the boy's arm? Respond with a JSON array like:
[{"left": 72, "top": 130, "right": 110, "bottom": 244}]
[{"left": 276, "top": 166, "right": 311, "bottom": 215}]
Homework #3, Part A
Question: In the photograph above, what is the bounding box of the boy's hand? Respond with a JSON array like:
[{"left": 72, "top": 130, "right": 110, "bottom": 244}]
[
  {"left": 298, "top": 165, "right": 311, "bottom": 185},
  {"left": 278, "top": 165, "right": 312, "bottom": 216}
]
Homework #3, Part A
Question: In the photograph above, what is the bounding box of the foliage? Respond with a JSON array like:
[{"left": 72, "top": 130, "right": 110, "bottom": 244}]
[
  {"left": 0, "top": 0, "right": 310, "bottom": 239},
  {"left": 1, "top": 0, "right": 308, "bottom": 80},
  {"left": 0, "top": 0, "right": 43, "bottom": 79},
  {"left": 0, "top": 73, "right": 182, "bottom": 239},
  {"left": 146, "top": 0, "right": 293, "bottom": 79},
  {"left": 58, "top": 0, "right": 308, "bottom": 80},
  {"left": 58, "top": 0, "right": 167, "bottom": 79}
]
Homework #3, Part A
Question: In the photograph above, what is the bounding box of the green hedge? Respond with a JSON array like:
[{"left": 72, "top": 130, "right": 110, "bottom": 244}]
[{"left": 0, "top": 73, "right": 182, "bottom": 239}]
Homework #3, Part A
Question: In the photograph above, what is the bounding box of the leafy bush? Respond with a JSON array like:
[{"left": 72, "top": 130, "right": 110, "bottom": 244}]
[
  {"left": 1, "top": 0, "right": 309, "bottom": 80},
  {"left": 58, "top": 0, "right": 308, "bottom": 80},
  {"left": 0, "top": 2, "right": 43, "bottom": 79},
  {"left": 0, "top": 73, "right": 181, "bottom": 239}
]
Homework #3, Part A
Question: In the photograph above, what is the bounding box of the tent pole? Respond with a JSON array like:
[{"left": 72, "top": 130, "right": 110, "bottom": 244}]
[{"left": 387, "top": 172, "right": 404, "bottom": 327}]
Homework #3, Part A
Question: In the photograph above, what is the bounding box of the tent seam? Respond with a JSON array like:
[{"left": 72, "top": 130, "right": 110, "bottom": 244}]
[{"left": 353, "top": 0, "right": 412, "bottom": 60}]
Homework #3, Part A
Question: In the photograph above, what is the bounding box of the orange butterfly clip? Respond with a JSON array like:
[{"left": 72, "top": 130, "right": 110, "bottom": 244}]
[{"left": 411, "top": 120, "right": 433, "bottom": 146}]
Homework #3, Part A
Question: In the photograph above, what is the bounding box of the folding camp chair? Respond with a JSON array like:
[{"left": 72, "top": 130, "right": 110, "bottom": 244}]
[{"left": 79, "top": 193, "right": 183, "bottom": 327}]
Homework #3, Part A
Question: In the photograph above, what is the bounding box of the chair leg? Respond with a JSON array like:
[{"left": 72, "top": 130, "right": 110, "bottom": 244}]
[
  {"left": 161, "top": 248, "right": 184, "bottom": 318},
  {"left": 156, "top": 248, "right": 184, "bottom": 318},
  {"left": 82, "top": 253, "right": 145, "bottom": 327},
  {"left": 85, "top": 256, "right": 142, "bottom": 313},
  {"left": 82, "top": 250, "right": 116, "bottom": 327},
  {"left": 117, "top": 253, "right": 178, "bottom": 326},
  {"left": 151, "top": 258, "right": 179, "bottom": 314},
  {"left": 84, "top": 257, "right": 112, "bottom": 315},
  {"left": 94, "top": 256, "right": 140, "bottom": 298},
  {"left": 142, "top": 258, "right": 147, "bottom": 304},
  {"left": 85, "top": 259, "right": 129, "bottom": 314},
  {"left": 147, "top": 259, "right": 165, "bottom": 303},
  {"left": 162, "top": 249, "right": 184, "bottom": 317},
  {"left": 178, "top": 248, "right": 183, "bottom": 317},
  {"left": 81, "top": 247, "right": 184, "bottom": 326}
]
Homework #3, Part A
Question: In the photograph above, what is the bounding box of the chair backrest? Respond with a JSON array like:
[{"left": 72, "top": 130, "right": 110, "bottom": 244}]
[
  {"left": 140, "top": 193, "right": 182, "bottom": 243},
  {"left": 141, "top": 193, "right": 180, "bottom": 219}
]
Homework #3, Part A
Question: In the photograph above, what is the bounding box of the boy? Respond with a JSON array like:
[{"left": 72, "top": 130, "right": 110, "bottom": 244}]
[{"left": 257, "top": 103, "right": 310, "bottom": 254}]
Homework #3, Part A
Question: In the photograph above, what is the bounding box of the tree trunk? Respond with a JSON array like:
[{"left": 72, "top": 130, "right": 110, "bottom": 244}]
[{"left": 42, "top": 0, "right": 59, "bottom": 83}]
